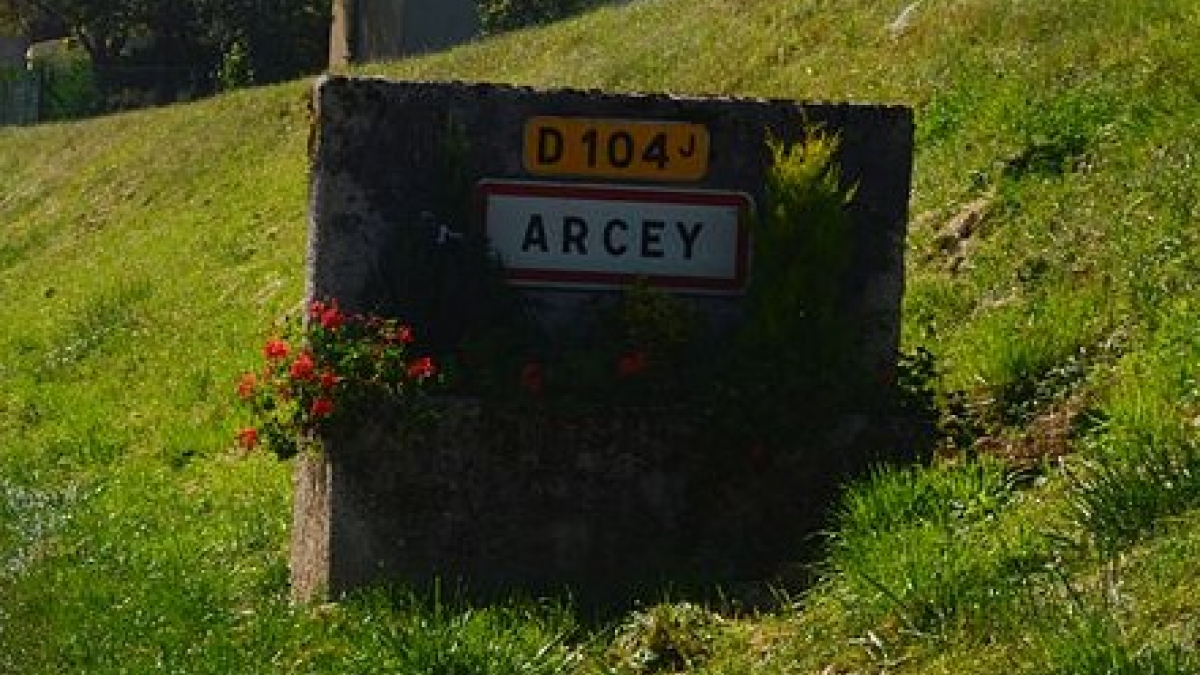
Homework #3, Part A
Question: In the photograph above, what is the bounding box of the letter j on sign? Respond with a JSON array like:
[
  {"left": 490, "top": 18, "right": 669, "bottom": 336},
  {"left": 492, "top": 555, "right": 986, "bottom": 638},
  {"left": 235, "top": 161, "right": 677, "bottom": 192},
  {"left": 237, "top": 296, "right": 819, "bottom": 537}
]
[{"left": 524, "top": 117, "right": 710, "bottom": 182}]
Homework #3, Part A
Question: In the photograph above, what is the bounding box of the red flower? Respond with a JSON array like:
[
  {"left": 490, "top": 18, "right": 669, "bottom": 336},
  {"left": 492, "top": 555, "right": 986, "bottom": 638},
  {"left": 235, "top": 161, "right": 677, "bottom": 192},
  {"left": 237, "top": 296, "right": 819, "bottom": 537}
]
[
  {"left": 236, "top": 372, "right": 258, "bottom": 399},
  {"left": 290, "top": 351, "right": 317, "bottom": 381},
  {"left": 237, "top": 427, "right": 259, "bottom": 450},
  {"left": 394, "top": 325, "right": 414, "bottom": 344},
  {"left": 520, "top": 362, "right": 544, "bottom": 395},
  {"left": 319, "top": 370, "right": 339, "bottom": 390},
  {"left": 307, "top": 300, "right": 326, "bottom": 320},
  {"left": 318, "top": 301, "right": 344, "bottom": 331},
  {"left": 617, "top": 351, "right": 648, "bottom": 377},
  {"left": 264, "top": 338, "right": 289, "bottom": 361},
  {"left": 310, "top": 397, "right": 335, "bottom": 418},
  {"left": 407, "top": 356, "right": 436, "bottom": 380}
]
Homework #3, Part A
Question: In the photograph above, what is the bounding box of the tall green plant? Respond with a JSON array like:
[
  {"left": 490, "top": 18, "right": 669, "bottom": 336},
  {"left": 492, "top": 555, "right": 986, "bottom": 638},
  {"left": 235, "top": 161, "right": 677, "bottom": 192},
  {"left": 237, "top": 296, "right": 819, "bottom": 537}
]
[{"left": 744, "top": 129, "right": 853, "bottom": 363}]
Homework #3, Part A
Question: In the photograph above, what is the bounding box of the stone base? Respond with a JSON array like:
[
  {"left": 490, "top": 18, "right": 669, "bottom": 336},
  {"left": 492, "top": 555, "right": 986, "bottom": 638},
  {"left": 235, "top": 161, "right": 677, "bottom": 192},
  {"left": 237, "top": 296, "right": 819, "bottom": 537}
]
[{"left": 290, "top": 399, "right": 859, "bottom": 607}]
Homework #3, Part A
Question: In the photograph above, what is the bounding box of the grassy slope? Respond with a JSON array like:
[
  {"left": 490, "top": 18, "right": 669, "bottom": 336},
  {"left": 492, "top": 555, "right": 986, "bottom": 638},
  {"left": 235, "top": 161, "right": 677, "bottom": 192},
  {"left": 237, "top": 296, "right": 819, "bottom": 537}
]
[{"left": 2, "top": 0, "right": 1199, "bottom": 672}]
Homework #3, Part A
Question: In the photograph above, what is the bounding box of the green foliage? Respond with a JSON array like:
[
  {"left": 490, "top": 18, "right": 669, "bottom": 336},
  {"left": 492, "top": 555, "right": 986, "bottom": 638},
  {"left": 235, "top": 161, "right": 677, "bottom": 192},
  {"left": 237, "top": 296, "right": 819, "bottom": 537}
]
[
  {"left": 830, "top": 520, "right": 1050, "bottom": 640},
  {"left": 1080, "top": 444, "right": 1192, "bottom": 547},
  {"left": 895, "top": 346, "right": 983, "bottom": 456},
  {"left": 215, "top": 38, "right": 254, "bottom": 91},
  {"left": 616, "top": 279, "right": 699, "bottom": 366},
  {"left": 202, "top": 0, "right": 330, "bottom": 86},
  {"left": 746, "top": 130, "right": 852, "bottom": 357},
  {"left": 38, "top": 281, "right": 151, "bottom": 376},
  {"left": 31, "top": 41, "right": 101, "bottom": 120},
  {"left": 1066, "top": 437, "right": 1200, "bottom": 555},
  {"left": 476, "top": 0, "right": 608, "bottom": 35},
  {"left": 6, "top": 0, "right": 328, "bottom": 111},
  {"left": 939, "top": 287, "right": 1113, "bottom": 429},
  {"left": 1064, "top": 299, "right": 1200, "bottom": 553},
  {"left": 703, "top": 128, "right": 864, "bottom": 451},
  {"left": 1001, "top": 82, "right": 1125, "bottom": 180}
]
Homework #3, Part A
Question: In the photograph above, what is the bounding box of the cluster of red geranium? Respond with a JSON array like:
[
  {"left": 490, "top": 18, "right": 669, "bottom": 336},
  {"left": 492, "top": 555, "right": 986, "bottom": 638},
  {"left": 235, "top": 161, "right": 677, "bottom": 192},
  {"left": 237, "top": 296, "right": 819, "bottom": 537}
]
[{"left": 236, "top": 299, "right": 437, "bottom": 459}]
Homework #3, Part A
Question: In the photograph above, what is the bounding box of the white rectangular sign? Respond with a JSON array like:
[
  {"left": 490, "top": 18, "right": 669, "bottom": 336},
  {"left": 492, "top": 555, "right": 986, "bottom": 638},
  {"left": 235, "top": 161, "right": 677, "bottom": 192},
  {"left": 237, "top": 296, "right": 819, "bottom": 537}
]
[{"left": 479, "top": 181, "right": 751, "bottom": 292}]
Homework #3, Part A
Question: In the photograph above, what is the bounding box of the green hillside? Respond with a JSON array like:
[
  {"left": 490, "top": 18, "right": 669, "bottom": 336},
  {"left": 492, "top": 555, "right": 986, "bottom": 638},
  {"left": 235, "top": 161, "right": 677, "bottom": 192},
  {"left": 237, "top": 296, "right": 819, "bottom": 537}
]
[{"left": 2, "top": 0, "right": 1198, "bottom": 672}]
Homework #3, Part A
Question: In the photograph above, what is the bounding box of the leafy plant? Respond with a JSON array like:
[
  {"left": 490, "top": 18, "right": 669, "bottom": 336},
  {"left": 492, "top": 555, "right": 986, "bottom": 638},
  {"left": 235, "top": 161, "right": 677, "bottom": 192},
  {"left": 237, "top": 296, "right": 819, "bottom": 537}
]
[
  {"left": 215, "top": 39, "right": 255, "bottom": 91},
  {"left": 236, "top": 299, "right": 440, "bottom": 460},
  {"left": 31, "top": 41, "right": 100, "bottom": 121},
  {"left": 745, "top": 129, "right": 852, "bottom": 357},
  {"left": 895, "top": 346, "right": 984, "bottom": 457},
  {"left": 706, "top": 127, "right": 862, "bottom": 452}
]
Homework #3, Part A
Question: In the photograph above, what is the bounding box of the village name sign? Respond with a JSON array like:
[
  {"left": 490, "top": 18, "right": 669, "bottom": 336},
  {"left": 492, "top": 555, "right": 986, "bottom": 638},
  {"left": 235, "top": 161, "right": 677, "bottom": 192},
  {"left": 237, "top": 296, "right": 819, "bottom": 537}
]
[{"left": 482, "top": 180, "right": 750, "bottom": 291}]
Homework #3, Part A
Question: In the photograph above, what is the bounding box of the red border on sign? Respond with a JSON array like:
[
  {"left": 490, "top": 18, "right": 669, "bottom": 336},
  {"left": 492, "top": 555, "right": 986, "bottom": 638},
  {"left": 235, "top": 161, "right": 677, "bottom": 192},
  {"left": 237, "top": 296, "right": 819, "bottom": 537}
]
[{"left": 477, "top": 180, "right": 753, "bottom": 293}]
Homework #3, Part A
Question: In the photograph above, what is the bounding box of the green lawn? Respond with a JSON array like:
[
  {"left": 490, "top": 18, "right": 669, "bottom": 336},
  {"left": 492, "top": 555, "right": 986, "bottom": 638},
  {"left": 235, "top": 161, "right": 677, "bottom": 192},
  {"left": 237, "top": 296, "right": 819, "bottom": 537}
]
[{"left": 2, "top": 0, "right": 1198, "bottom": 672}]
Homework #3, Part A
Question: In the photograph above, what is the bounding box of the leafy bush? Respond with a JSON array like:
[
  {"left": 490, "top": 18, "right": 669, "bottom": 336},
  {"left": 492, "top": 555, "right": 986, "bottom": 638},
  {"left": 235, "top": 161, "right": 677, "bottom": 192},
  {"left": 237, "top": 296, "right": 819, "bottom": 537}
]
[{"left": 29, "top": 41, "right": 100, "bottom": 120}]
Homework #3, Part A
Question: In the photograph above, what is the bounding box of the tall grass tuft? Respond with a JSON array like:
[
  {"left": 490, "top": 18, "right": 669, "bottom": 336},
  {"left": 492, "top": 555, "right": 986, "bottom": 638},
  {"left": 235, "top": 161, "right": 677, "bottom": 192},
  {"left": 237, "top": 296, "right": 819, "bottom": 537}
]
[
  {"left": 826, "top": 459, "right": 1051, "bottom": 640},
  {"left": 1065, "top": 439, "right": 1200, "bottom": 555},
  {"left": 336, "top": 588, "right": 583, "bottom": 675},
  {"left": 1068, "top": 299, "right": 1200, "bottom": 554},
  {"left": 833, "top": 457, "right": 1019, "bottom": 540},
  {"left": 1038, "top": 610, "right": 1200, "bottom": 675}
]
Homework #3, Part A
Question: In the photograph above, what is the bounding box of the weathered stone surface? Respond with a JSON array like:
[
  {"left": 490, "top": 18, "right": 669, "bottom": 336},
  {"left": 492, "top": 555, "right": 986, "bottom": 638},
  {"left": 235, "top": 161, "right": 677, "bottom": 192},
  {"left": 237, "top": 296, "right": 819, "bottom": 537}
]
[{"left": 293, "top": 398, "right": 878, "bottom": 607}]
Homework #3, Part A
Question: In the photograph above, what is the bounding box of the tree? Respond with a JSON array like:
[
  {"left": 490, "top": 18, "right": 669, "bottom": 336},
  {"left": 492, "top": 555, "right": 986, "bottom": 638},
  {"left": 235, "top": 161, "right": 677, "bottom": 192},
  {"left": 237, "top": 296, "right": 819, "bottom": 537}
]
[
  {"left": 199, "top": 0, "right": 329, "bottom": 86},
  {"left": 0, "top": 0, "right": 330, "bottom": 104},
  {"left": 0, "top": 0, "right": 149, "bottom": 68}
]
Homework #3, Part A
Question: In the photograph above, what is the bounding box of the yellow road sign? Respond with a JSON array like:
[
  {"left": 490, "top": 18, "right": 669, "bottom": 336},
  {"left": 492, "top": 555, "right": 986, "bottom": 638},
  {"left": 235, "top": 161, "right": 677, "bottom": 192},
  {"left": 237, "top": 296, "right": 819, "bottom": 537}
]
[{"left": 523, "top": 117, "right": 710, "bottom": 182}]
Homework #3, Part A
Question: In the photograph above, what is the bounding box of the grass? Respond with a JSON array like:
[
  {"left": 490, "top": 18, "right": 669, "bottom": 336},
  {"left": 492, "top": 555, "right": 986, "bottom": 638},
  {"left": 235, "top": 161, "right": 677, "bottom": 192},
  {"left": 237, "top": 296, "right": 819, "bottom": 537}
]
[{"left": 1, "top": 0, "right": 1199, "bottom": 672}]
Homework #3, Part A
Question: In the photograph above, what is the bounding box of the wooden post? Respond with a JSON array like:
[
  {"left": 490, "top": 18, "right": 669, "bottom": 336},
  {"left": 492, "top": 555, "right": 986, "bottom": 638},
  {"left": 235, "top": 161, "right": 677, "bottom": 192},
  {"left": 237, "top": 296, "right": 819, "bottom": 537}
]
[
  {"left": 328, "top": 0, "right": 480, "bottom": 66},
  {"left": 328, "top": 0, "right": 354, "bottom": 68}
]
